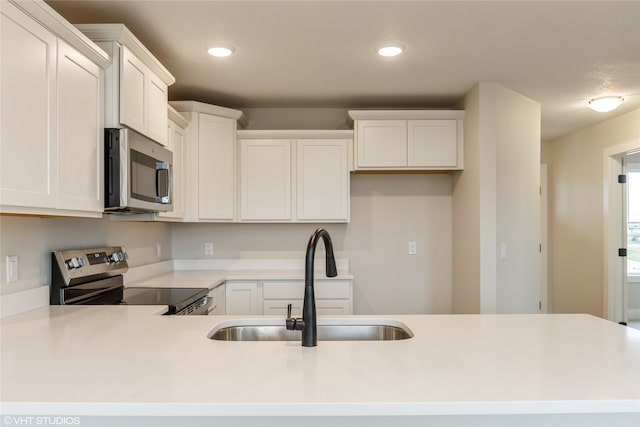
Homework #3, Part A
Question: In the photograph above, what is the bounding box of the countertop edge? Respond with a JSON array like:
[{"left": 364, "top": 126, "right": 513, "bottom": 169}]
[{"left": 2, "top": 400, "right": 639, "bottom": 417}]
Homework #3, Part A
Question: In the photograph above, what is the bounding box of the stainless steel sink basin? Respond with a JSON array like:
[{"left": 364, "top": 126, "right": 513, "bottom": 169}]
[{"left": 208, "top": 318, "right": 414, "bottom": 341}]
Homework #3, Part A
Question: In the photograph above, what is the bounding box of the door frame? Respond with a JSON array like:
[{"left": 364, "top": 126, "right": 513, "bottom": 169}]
[{"left": 604, "top": 142, "right": 639, "bottom": 322}]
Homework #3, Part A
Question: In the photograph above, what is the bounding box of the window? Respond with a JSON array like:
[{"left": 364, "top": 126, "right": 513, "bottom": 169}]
[{"left": 628, "top": 165, "right": 640, "bottom": 276}]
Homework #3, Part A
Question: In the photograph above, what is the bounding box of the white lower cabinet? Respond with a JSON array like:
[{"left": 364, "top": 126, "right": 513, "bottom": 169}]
[
  {"left": 225, "top": 282, "right": 259, "bottom": 315},
  {"left": 223, "top": 279, "right": 353, "bottom": 316},
  {"left": 262, "top": 280, "right": 353, "bottom": 316},
  {"left": 263, "top": 300, "right": 351, "bottom": 317}
]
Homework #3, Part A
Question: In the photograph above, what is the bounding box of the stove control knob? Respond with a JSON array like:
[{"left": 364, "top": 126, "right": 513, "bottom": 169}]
[
  {"left": 110, "top": 252, "right": 126, "bottom": 263},
  {"left": 67, "top": 257, "right": 80, "bottom": 269}
]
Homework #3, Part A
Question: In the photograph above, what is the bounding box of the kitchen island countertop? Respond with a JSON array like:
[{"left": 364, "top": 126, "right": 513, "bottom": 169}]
[{"left": 1, "top": 307, "right": 639, "bottom": 426}]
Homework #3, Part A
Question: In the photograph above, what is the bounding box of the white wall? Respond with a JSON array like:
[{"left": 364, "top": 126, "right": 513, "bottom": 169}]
[
  {"left": 452, "top": 82, "right": 541, "bottom": 314},
  {"left": 0, "top": 216, "right": 172, "bottom": 295},
  {"left": 172, "top": 174, "right": 453, "bottom": 315},
  {"left": 543, "top": 108, "right": 640, "bottom": 316}
]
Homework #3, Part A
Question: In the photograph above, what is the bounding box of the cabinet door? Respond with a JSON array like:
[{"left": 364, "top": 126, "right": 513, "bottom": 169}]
[
  {"left": 240, "top": 139, "right": 291, "bottom": 221},
  {"left": 407, "top": 120, "right": 458, "bottom": 167},
  {"left": 158, "top": 119, "right": 185, "bottom": 219},
  {"left": 316, "top": 300, "right": 352, "bottom": 315},
  {"left": 1, "top": 3, "right": 57, "bottom": 208},
  {"left": 225, "top": 282, "right": 259, "bottom": 315},
  {"left": 197, "top": 114, "right": 236, "bottom": 220},
  {"left": 146, "top": 72, "right": 168, "bottom": 146},
  {"left": 296, "top": 139, "right": 349, "bottom": 221},
  {"left": 263, "top": 300, "right": 351, "bottom": 316},
  {"left": 57, "top": 40, "right": 103, "bottom": 213},
  {"left": 120, "top": 46, "right": 146, "bottom": 134},
  {"left": 355, "top": 120, "right": 406, "bottom": 168}
]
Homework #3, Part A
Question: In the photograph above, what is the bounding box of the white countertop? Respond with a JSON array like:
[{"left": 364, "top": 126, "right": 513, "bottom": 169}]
[
  {"left": 1, "top": 306, "right": 639, "bottom": 424},
  {"left": 125, "top": 269, "right": 353, "bottom": 289}
]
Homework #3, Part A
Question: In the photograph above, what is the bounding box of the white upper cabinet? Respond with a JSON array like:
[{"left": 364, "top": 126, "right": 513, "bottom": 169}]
[
  {"left": 349, "top": 110, "right": 464, "bottom": 171},
  {"left": 77, "top": 24, "right": 175, "bottom": 146},
  {"left": 237, "top": 130, "right": 352, "bottom": 223},
  {"left": 240, "top": 139, "right": 292, "bottom": 221},
  {"left": 356, "top": 120, "right": 407, "bottom": 168},
  {"left": 57, "top": 40, "right": 104, "bottom": 213},
  {"left": 157, "top": 106, "right": 189, "bottom": 221},
  {"left": 197, "top": 114, "right": 237, "bottom": 221},
  {"left": 170, "top": 101, "right": 248, "bottom": 222},
  {"left": 296, "top": 139, "right": 349, "bottom": 222},
  {"left": 0, "top": 0, "right": 109, "bottom": 217},
  {"left": 1, "top": 2, "right": 58, "bottom": 210},
  {"left": 407, "top": 120, "right": 458, "bottom": 167}
]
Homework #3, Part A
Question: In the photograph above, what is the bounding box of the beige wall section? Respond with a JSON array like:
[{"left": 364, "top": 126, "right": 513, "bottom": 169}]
[
  {"left": 544, "top": 108, "right": 640, "bottom": 316},
  {"left": 172, "top": 174, "right": 453, "bottom": 315},
  {"left": 452, "top": 83, "right": 541, "bottom": 314},
  {"left": 0, "top": 216, "right": 172, "bottom": 295},
  {"left": 243, "top": 108, "right": 351, "bottom": 130},
  {"left": 452, "top": 85, "right": 481, "bottom": 313}
]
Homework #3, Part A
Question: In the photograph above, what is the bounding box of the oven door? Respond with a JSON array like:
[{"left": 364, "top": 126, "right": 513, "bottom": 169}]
[{"left": 175, "top": 296, "right": 212, "bottom": 315}]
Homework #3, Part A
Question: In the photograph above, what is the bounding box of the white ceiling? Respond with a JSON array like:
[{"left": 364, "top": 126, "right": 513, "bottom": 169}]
[{"left": 46, "top": 0, "right": 640, "bottom": 141}]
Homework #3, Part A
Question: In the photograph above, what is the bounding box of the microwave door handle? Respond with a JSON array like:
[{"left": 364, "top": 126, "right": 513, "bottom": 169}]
[{"left": 155, "top": 162, "right": 171, "bottom": 203}]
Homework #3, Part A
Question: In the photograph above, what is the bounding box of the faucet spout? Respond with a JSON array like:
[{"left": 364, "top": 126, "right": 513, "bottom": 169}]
[{"left": 286, "top": 228, "right": 337, "bottom": 347}]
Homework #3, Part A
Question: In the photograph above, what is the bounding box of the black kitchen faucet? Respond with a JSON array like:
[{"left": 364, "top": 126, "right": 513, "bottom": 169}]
[{"left": 285, "top": 228, "right": 338, "bottom": 347}]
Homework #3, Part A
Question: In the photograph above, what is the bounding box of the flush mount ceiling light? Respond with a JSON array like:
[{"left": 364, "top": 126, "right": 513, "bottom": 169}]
[
  {"left": 207, "top": 45, "right": 235, "bottom": 58},
  {"left": 588, "top": 96, "right": 624, "bottom": 113},
  {"left": 377, "top": 44, "right": 404, "bottom": 57}
]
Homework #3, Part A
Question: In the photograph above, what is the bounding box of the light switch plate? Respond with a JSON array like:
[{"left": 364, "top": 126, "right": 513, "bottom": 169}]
[
  {"left": 408, "top": 241, "right": 417, "bottom": 255},
  {"left": 6, "top": 255, "right": 18, "bottom": 283},
  {"left": 205, "top": 242, "right": 214, "bottom": 256}
]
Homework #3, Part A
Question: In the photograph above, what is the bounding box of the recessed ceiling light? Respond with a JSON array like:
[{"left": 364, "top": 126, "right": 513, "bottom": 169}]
[
  {"left": 377, "top": 44, "right": 404, "bottom": 57},
  {"left": 588, "top": 96, "right": 624, "bottom": 113},
  {"left": 207, "top": 45, "right": 235, "bottom": 58}
]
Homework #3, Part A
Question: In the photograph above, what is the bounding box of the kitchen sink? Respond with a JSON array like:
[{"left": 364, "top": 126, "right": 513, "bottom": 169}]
[{"left": 208, "top": 318, "right": 413, "bottom": 341}]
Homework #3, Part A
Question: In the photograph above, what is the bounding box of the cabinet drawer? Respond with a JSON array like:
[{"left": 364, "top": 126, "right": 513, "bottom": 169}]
[
  {"left": 263, "top": 299, "right": 351, "bottom": 316},
  {"left": 263, "top": 281, "right": 351, "bottom": 299}
]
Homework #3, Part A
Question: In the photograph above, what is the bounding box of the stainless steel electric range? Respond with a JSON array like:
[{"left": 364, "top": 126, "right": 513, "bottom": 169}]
[{"left": 50, "top": 247, "right": 211, "bottom": 315}]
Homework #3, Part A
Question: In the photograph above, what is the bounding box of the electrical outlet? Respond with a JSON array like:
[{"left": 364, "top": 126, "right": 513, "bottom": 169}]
[
  {"left": 205, "top": 242, "right": 214, "bottom": 256},
  {"left": 408, "top": 241, "right": 417, "bottom": 255},
  {"left": 6, "top": 256, "right": 18, "bottom": 283},
  {"left": 156, "top": 243, "right": 162, "bottom": 258}
]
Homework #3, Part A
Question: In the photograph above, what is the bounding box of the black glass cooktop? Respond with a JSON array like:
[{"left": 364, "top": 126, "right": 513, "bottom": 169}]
[{"left": 122, "top": 287, "right": 208, "bottom": 313}]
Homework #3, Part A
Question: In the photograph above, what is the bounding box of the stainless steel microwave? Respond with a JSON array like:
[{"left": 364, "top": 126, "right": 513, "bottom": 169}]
[{"left": 104, "top": 128, "right": 173, "bottom": 213}]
